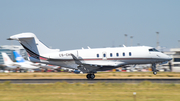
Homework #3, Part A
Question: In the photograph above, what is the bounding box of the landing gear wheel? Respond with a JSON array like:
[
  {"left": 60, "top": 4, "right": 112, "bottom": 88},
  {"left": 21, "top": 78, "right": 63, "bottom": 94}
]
[
  {"left": 153, "top": 71, "right": 157, "bottom": 75},
  {"left": 86, "top": 74, "right": 95, "bottom": 80},
  {"left": 90, "top": 74, "right": 95, "bottom": 79},
  {"left": 86, "top": 74, "right": 91, "bottom": 79}
]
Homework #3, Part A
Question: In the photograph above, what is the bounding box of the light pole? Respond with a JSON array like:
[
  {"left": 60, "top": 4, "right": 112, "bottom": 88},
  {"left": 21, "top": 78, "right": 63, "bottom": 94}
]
[
  {"left": 178, "top": 40, "right": 180, "bottom": 48},
  {"left": 156, "top": 32, "right": 159, "bottom": 49},
  {"left": 130, "top": 36, "right": 133, "bottom": 46},
  {"left": 124, "top": 34, "right": 128, "bottom": 46}
]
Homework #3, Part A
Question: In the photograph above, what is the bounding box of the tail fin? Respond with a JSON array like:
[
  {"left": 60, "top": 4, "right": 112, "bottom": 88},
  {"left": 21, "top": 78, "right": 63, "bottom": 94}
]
[
  {"left": 1, "top": 52, "right": 13, "bottom": 65},
  {"left": 13, "top": 51, "right": 25, "bottom": 63},
  {"left": 8, "top": 33, "right": 59, "bottom": 60}
]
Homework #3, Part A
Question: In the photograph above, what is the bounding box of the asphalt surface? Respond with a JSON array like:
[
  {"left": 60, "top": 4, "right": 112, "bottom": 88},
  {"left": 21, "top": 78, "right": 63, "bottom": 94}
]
[{"left": 0, "top": 78, "right": 180, "bottom": 84}]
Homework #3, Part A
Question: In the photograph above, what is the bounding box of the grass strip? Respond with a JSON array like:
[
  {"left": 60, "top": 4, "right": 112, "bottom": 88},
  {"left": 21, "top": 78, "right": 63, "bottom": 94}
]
[{"left": 0, "top": 81, "right": 180, "bottom": 101}]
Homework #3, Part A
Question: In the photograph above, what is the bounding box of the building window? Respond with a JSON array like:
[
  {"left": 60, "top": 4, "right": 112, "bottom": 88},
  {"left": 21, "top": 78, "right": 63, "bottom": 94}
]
[
  {"left": 103, "top": 53, "right": 106, "bottom": 57},
  {"left": 129, "top": 52, "right": 132, "bottom": 56},
  {"left": 97, "top": 54, "right": 99, "bottom": 58},
  {"left": 123, "top": 52, "right": 125, "bottom": 56},
  {"left": 110, "top": 53, "right": 113, "bottom": 57},
  {"left": 116, "top": 53, "right": 119, "bottom": 57},
  {"left": 174, "top": 58, "right": 180, "bottom": 62}
]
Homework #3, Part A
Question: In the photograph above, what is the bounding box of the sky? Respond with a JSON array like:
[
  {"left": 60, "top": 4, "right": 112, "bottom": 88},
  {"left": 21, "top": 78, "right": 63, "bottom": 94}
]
[{"left": 0, "top": 0, "right": 180, "bottom": 51}]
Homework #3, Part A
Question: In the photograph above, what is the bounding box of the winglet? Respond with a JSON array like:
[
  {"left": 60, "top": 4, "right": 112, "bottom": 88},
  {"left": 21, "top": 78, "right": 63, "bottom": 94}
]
[{"left": 71, "top": 54, "right": 82, "bottom": 65}]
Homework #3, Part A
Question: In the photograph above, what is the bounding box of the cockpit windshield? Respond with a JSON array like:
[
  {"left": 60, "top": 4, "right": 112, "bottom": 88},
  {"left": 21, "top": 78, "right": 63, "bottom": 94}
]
[{"left": 149, "top": 48, "right": 159, "bottom": 52}]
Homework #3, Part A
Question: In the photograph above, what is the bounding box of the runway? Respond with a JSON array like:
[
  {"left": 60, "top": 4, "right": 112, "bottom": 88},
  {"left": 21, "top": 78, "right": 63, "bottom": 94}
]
[{"left": 0, "top": 78, "right": 180, "bottom": 84}]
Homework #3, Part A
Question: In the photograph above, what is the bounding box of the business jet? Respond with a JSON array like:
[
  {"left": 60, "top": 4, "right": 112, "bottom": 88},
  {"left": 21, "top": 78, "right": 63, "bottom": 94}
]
[
  {"left": 7, "top": 33, "right": 172, "bottom": 79},
  {"left": 1, "top": 52, "right": 39, "bottom": 70},
  {"left": 13, "top": 51, "right": 59, "bottom": 70}
]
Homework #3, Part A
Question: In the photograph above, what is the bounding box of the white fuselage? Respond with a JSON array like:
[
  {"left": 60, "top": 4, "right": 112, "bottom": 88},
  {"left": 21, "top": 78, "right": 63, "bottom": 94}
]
[
  {"left": 29, "top": 46, "right": 171, "bottom": 71},
  {"left": 11, "top": 62, "right": 39, "bottom": 69}
]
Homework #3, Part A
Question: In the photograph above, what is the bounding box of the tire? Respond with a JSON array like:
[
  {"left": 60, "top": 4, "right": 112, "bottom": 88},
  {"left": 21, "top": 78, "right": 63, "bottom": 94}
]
[
  {"left": 153, "top": 71, "right": 157, "bottom": 75},
  {"left": 86, "top": 74, "right": 91, "bottom": 79},
  {"left": 91, "top": 74, "right": 95, "bottom": 79}
]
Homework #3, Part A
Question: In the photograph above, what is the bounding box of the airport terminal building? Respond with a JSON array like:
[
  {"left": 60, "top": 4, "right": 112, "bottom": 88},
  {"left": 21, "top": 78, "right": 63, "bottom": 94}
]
[
  {"left": 0, "top": 45, "right": 27, "bottom": 64},
  {"left": 168, "top": 48, "right": 180, "bottom": 72}
]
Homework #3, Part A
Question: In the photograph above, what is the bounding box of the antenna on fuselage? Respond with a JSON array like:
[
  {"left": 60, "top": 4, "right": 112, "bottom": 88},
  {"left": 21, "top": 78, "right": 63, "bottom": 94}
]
[
  {"left": 87, "top": 46, "right": 91, "bottom": 49},
  {"left": 123, "top": 44, "right": 126, "bottom": 47}
]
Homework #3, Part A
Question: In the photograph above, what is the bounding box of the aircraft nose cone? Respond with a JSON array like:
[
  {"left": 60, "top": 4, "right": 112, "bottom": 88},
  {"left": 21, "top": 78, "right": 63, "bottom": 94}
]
[
  {"left": 165, "top": 55, "right": 172, "bottom": 61},
  {"left": 162, "top": 54, "right": 172, "bottom": 61},
  {"left": 168, "top": 57, "right": 172, "bottom": 61}
]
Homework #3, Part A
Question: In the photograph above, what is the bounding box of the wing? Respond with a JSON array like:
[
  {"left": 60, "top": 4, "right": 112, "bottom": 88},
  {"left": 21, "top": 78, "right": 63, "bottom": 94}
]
[
  {"left": 71, "top": 54, "right": 126, "bottom": 73},
  {"left": 71, "top": 54, "right": 100, "bottom": 73}
]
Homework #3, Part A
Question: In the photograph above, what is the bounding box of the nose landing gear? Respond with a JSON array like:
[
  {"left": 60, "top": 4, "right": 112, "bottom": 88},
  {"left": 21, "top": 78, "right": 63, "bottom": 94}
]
[
  {"left": 153, "top": 71, "right": 157, "bottom": 75},
  {"left": 152, "top": 63, "right": 157, "bottom": 75},
  {"left": 86, "top": 73, "right": 95, "bottom": 80}
]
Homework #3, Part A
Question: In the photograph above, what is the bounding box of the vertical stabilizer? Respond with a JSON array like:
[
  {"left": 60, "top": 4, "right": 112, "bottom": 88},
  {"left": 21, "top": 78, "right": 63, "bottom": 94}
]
[
  {"left": 13, "top": 51, "right": 25, "bottom": 63},
  {"left": 1, "top": 52, "right": 13, "bottom": 65},
  {"left": 8, "top": 33, "right": 59, "bottom": 60}
]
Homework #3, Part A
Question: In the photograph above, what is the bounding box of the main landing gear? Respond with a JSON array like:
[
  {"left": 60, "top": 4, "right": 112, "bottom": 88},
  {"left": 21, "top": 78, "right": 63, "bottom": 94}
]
[
  {"left": 151, "top": 63, "right": 157, "bottom": 75},
  {"left": 86, "top": 73, "right": 95, "bottom": 80}
]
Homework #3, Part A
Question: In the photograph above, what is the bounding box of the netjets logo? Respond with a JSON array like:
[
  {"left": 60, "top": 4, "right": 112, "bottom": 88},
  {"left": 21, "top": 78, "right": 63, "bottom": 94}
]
[{"left": 16, "top": 57, "right": 23, "bottom": 61}]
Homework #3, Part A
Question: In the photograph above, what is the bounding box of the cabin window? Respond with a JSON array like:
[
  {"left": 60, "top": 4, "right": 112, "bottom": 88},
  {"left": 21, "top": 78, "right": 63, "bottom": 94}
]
[
  {"left": 97, "top": 54, "right": 99, "bottom": 58},
  {"left": 103, "top": 53, "right": 106, "bottom": 57},
  {"left": 110, "top": 53, "right": 113, "bottom": 57},
  {"left": 116, "top": 53, "right": 119, "bottom": 57},
  {"left": 123, "top": 52, "right": 125, "bottom": 56},
  {"left": 129, "top": 52, "right": 132, "bottom": 56}
]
